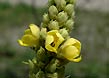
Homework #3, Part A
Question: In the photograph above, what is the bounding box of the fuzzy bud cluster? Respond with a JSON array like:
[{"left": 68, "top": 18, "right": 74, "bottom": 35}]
[{"left": 41, "top": 0, "right": 75, "bottom": 33}]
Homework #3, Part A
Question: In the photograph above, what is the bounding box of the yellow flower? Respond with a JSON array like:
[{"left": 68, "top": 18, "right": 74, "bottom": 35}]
[
  {"left": 18, "top": 24, "right": 40, "bottom": 47},
  {"left": 45, "top": 30, "right": 64, "bottom": 53},
  {"left": 60, "top": 38, "right": 81, "bottom": 62}
]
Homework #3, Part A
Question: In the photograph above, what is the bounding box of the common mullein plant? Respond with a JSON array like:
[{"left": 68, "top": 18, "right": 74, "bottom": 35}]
[{"left": 18, "top": 0, "right": 81, "bottom": 78}]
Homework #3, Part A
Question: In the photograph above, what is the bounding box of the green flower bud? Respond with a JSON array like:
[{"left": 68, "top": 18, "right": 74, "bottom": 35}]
[
  {"left": 54, "top": 0, "right": 66, "bottom": 11},
  {"left": 43, "top": 13, "right": 50, "bottom": 23},
  {"left": 35, "top": 70, "right": 45, "bottom": 78},
  {"left": 65, "top": 0, "right": 70, "bottom": 3},
  {"left": 22, "top": 61, "right": 29, "bottom": 65},
  {"left": 57, "top": 66, "right": 65, "bottom": 78},
  {"left": 66, "top": 0, "right": 76, "bottom": 4},
  {"left": 41, "top": 23, "right": 47, "bottom": 28},
  {"left": 69, "top": 0, "right": 76, "bottom": 4},
  {"left": 38, "top": 62, "right": 45, "bottom": 68},
  {"left": 57, "top": 11, "right": 68, "bottom": 23},
  {"left": 48, "top": 20, "right": 59, "bottom": 30},
  {"left": 59, "top": 28, "right": 70, "bottom": 39},
  {"left": 36, "top": 47, "right": 48, "bottom": 63},
  {"left": 45, "top": 59, "right": 59, "bottom": 73},
  {"left": 28, "top": 60, "right": 34, "bottom": 69},
  {"left": 48, "top": 0, "right": 55, "bottom": 6},
  {"left": 29, "top": 73, "right": 36, "bottom": 78},
  {"left": 72, "top": 11, "right": 75, "bottom": 18},
  {"left": 32, "top": 58, "right": 37, "bottom": 64},
  {"left": 46, "top": 73, "right": 58, "bottom": 78},
  {"left": 65, "top": 4, "right": 74, "bottom": 16},
  {"left": 49, "top": 5, "right": 58, "bottom": 19},
  {"left": 40, "top": 28, "right": 47, "bottom": 40},
  {"left": 65, "top": 19, "right": 74, "bottom": 31}
]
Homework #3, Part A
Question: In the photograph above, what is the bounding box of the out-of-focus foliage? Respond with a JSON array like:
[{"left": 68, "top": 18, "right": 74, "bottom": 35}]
[
  {"left": 0, "top": 2, "right": 108, "bottom": 78},
  {"left": 0, "top": 2, "right": 47, "bottom": 28}
]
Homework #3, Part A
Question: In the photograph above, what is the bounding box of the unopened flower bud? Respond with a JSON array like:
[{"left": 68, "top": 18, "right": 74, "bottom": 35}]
[
  {"left": 41, "top": 23, "right": 47, "bottom": 28},
  {"left": 65, "top": 0, "right": 70, "bottom": 3},
  {"left": 65, "top": 19, "right": 74, "bottom": 31},
  {"left": 36, "top": 47, "right": 48, "bottom": 63},
  {"left": 46, "top": 73, "right": 58, "bottom": 78},
  {"left": 48, "top": 0, "right": 55, "bottom": 6},
  {"left": 66, "top": 0, "right": 76, "bottom": 4},
  {"left": 57, "top": 11, "right": 68, "bottom": 23},
  {"left": 54, "top": 0, "right": 66, "bottom": 11},
  {"left": 32, "top": 58, "right": 37, "bottom": 64},
  {"left": 49, "top": 5, "right": 58, "bottom": 19},
  {"left": 65, "top": 4, "right": 74, "bottom": 16},
  {"left": 72, "top": 11, "right": 75, "bottom": 18},
  {"left": 69, "top": 0, "right": 76, "bottom": 4},
  {"left": 35, "top": 70, "right": 45, "bottom": 78},
  {"left": 59, "top": 28, "right": 70, "bottom": 39},
  {"left": 43, "top": 13, "right": 49, "bottom": 23},
  {"left": 46, "top": 59, "right": 59, "bottom": 73},
  {"left": 40, "top": 28, "right": 47, "bottom": 40},
  {"left": 28, "top": 60, "right": 34, "bottom": 69},
  {"left": 48, "top": 20, "right": 59, "bottom": 30}
]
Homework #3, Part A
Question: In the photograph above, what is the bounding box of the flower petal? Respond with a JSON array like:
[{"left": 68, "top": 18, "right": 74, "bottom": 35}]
[
  {"left": 18, "top": 40, "right": 29, "bottom": 46},
  {"left": 62, "top": 46, "right": 79, "bottom": 60},
  {"left": 45, "top": 35, "right": 57, "bottom": 52},
  {"left": 19, "top": 35, "right": 37, "bottom": 46},
  {"left": 54, "top": 33, "right": 64, "bottom": 49},
  {"left": 47, "top": 30, "right": 58, "bottom": 35},
  {"left": 29, "top": 24, "right": 40, "bottom": 37},
  {"left": 24, "top": 29, "right": 31, "bottom": 35},
  {"left": 72, "top": 56, "right": 82, "bottom": 62},
  {"left": 73, "top": 39, "right": 81, "bottom": 51},
  {"left": 61, "top": 38, "right": 81, "bottom": 50}
]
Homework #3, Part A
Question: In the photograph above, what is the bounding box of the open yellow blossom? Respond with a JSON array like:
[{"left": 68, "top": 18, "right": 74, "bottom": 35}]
[
  {"left": 45, "top": 30, "right": 64, "bottom": 53},
  {"left": 60, "top": 38, "right": 81, "bottom": 62},
  {"left": 18, "top": 24, "right": 40, "bottom": 47}
]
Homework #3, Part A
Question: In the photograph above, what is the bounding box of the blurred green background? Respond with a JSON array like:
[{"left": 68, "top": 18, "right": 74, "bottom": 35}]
[{"left": 0, "top": 0, "right": 108, "bottom": 78}]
